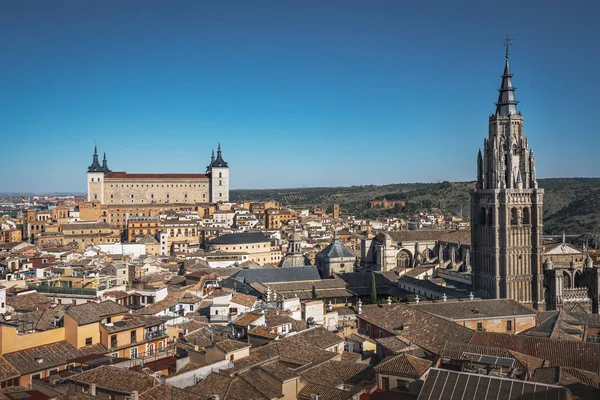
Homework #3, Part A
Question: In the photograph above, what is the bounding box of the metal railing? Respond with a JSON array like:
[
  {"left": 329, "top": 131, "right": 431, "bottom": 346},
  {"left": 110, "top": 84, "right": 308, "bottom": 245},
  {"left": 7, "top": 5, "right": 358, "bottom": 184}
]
[
  {"left": 145, "top": 330, "right": 167, "bottom": 341},
  {"left": 28, "top": 284, "right": 97, "bottom": 296}
]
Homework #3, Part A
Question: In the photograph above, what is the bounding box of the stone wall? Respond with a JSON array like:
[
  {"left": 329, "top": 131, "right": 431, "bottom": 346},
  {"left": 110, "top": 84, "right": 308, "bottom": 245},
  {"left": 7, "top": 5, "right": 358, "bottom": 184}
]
[{"left": 103, "top": 179, "right": 209, "bottom": 204}]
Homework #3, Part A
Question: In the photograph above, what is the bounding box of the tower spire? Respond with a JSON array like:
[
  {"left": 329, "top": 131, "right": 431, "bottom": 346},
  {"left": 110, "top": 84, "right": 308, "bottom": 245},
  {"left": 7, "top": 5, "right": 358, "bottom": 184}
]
[
  {"left": 88, "top": 145, "right": 103, "bottom": 172},
  {"left": 495, "top": 35, "right": 519, "bottom": 116},
  {"left": 102, "top": 152, "right": 110, "bottom": 173}
]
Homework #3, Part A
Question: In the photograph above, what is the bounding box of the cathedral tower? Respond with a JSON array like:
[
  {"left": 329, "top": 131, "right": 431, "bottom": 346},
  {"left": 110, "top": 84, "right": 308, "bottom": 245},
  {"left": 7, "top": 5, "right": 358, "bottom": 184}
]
[{"left": 470, "top": 40, "right": 545, "bottom": 309}]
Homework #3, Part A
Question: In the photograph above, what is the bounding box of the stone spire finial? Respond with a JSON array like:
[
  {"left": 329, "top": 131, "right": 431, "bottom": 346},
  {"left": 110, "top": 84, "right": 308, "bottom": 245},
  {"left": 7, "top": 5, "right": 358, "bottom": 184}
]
[
  {"left": 495, "top": 35, "right": 519, "bottom": 116},
  {"left": 468, "top": 292, "right": 474, "bottom": 300}
]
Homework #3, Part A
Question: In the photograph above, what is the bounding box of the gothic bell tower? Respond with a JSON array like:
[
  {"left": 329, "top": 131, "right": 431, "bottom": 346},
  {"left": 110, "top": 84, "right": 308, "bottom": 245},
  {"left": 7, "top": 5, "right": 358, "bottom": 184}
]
[{"left": 470, "top": 38, "right": 545, "bottom": 309}]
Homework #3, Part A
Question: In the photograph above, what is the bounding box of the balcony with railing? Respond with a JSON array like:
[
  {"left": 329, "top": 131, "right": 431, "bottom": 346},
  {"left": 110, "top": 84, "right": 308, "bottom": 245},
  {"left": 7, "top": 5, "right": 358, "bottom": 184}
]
[
  {"left": 29, "top": 284, "right": 97, "bottom": 296},
  {"left": 145, "top": 329, "right": 167, "bottom": 341}
]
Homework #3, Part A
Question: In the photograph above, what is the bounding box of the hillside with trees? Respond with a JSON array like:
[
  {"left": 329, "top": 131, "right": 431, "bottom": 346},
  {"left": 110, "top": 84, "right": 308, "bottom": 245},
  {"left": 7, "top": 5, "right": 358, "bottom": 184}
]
[{"left": 231, "top": 178, "right": 600, "bottom": 235}]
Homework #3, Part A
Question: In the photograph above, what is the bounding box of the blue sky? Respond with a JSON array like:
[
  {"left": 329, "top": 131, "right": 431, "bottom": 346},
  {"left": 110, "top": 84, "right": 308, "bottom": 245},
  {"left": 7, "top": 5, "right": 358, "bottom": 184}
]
[{"left": 1, "top": 0, "right": 599, "bottom": 192}]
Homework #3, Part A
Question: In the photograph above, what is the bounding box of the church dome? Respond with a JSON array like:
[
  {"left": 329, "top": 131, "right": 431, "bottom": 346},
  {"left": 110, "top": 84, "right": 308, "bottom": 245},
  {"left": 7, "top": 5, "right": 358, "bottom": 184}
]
[{"left": 316, "top": 231, "right": 356, "bottom": 260}]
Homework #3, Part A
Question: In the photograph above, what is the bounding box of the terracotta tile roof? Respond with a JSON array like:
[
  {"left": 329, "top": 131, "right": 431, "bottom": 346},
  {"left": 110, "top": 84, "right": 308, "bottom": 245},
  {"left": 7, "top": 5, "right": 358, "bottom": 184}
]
[
  {"left": 297, "top": 382, "right": 355, "bottom": 400},
  {"left": 102, "top": 290, "right": 131, "bottom": 299},
  {"left": 216, "top": 339, "right": 250, "bottom": 354},
  {"left": 0, "top": 357, "right": 19, "bottom": 382},
  {"left": 469, "top": 331, "right": 600, "bottom": 373},
  {"left": 346, "top": 333, "right": 376, "bottom": 344},
  {"left": 375, "top": 353, "right": 431, "bottom": 378},
  {"left": 230, "top": 293, "right": 257, "bottom": 308},
  {"left": 388, "top": 230, "right": 445, "bottom": 243},
  {"left": 187, "top": 371, "right": 271, "bottom": 400},
  {"left": 409, "top": 299, "right": 536, "bottom": 320},
  {"left": 135, "top": 292, "right": 201, "bottom": 315},
  {"left": 260, "top": 361, "right": 298, "bottom": 382},
  {"left": 359, "top": 304, "right": 474, "bottom": 355},
  {"left": 282, "top": 327, "right": 343, "bottom": 350},
  {"left": 228, "top": 340, "right": 337, "bottom": 374},
  {"left": 6, "top": 292, "right": 52, "bottom": 312},
  {"left": 4, "top": 341, "right": 106, "bottom": 374},
  {"left": 264, "top": 313, "right": 307, "bottom": 331},
  {"left": 375, "top": 336, "right": 412, "bottom": 354},
  {"left": 339, "top": 351, "right": 361, "bottom": 363},
  {"left": 181, "top": 328, "right": 213, "bottom": 348},
  {"left": 105, "top": 172, "right": 208, "bottom": 180},
  {"left": 236, "top": 369, "right": 281, "bottom": 399},
  {"left": 103, "top": 314, "right": 162, "bottom": 333},
  {"left": 138, "top": 383, "right": 197, "bottom": 400},
  {"left": 66, "top": 300, "right": 129, "bottom": 325},
  {"left": 69, "top": 365, "right": 156, "bottom": 393},
  {"left": 524, "top": 309, "right": 584, "bottom": 341},
  {"left": 300, "top": 360, "right": 375, "bottom": 387},
  {"left": 248, "top": 326, "right": 278, "bottom": 339},
  {"left": 231, "top": 312, "right": 263, "bottom": 327},
  {"left": 530, "top": 366, "right": 600, "bottom": 399},
  {"left": 439, "top": 230, "right": 471, "bottom": 245}
]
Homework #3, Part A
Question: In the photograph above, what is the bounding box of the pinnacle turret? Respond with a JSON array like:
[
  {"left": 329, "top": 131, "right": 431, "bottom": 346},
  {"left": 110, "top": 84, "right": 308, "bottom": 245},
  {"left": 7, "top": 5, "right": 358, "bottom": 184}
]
[
  {"left": 87, "top": 146, "right": 103, "bottom": 173},
  {"left": 102, "top": 152, "right": 111, "bottom": 173}
]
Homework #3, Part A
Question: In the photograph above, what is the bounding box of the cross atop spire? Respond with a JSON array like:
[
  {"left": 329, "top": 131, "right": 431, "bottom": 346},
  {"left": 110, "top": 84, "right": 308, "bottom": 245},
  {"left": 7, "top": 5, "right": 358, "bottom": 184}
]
[{"left": 503, "top": 34, "right": 513, "bottom": 60}]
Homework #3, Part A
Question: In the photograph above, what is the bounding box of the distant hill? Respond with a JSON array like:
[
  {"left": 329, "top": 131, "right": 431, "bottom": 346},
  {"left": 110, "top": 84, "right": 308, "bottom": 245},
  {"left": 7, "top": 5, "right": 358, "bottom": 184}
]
[{"left": 231, "top": 178, "right": 600, "bottom": 235}]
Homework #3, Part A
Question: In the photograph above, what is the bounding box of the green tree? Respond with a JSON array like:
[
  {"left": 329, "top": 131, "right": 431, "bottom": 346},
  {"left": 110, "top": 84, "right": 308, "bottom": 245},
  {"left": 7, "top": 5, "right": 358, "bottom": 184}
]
[
  {"left": 311, "top": 285, "right": 317, "bottom": 300},
  {"left": 370, "top": 273, "right": 378, "bottom": 304}
]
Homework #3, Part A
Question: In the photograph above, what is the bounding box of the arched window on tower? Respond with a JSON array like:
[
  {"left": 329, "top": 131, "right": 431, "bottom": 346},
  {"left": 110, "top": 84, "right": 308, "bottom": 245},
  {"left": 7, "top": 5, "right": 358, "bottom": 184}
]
[
  {"left": 486, "top": 209, "right": 493, "bottom": 226},
  {"left": 510, "top": 208, "right": 518, "bottom": 226},
  {"left": 480, "top": 208, "right": 487, "bottom": 226},
  {"left": 522, "top": 207, "right": 530, "bottom": 225}
]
